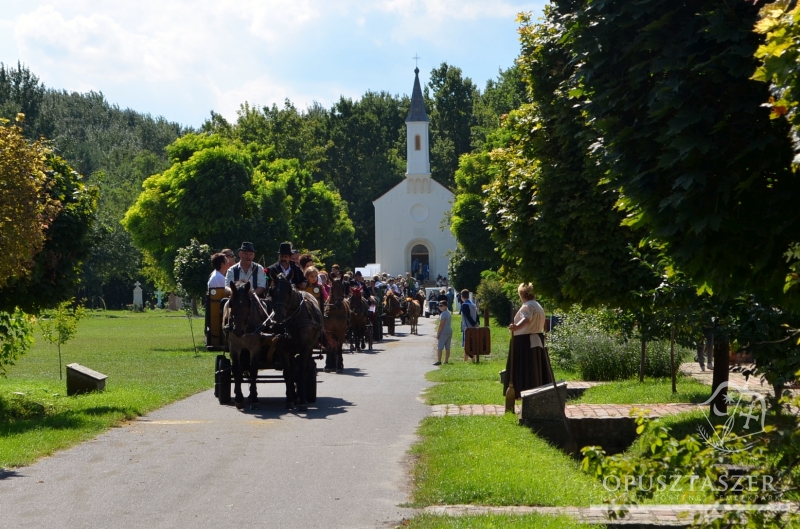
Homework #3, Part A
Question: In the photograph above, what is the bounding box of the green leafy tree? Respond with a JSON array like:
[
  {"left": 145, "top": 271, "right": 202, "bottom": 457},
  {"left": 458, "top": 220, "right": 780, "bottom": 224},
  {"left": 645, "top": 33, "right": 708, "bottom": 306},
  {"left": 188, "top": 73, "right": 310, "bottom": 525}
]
[
  {"left": 568, "top": 0, "right": 800, "bottom": 302},
  {"left": 39, "top": 299, "right": 86, "bottom": 380},
  {"left": 0, "top": 117, "right": 57, "bottom": 288},
  {"left": 174, "top": 239, "right": 212, "bottom": 314},
  {"left": 0, "top": 309, "right": 34, "bottom": 377},
  {"left": 427, "top": 63, "right": 477, "bottom": 189},
  {"left": 480, "top": 11, "right": 656, "bottom": 308},
  {"left": 124, "top": 134, "right": 356, "bottom": 283},
  {"left": 0, "top": 151, "right": 98, "bottom": 313},
  {"left": 447, "top": 246, "right": 492, "bottom": 293}
]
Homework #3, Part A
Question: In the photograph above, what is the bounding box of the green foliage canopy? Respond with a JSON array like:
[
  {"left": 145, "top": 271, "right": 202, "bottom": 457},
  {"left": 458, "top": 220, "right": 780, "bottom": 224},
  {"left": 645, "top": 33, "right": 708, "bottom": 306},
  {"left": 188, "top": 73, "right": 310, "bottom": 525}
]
[{"left": 568, "top": 0, "right": 800, "bottom": 302}]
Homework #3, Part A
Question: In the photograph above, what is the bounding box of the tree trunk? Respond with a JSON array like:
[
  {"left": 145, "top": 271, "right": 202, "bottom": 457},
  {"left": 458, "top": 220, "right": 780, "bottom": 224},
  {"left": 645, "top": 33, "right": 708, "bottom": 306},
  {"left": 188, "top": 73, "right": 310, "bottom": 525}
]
[
  {"left": 711, "top": 337, "right": 729, "bottom": 415},
  {"left": 670, "top": 326, "right": 676, "bottom": 393},
  {"left": 639, "top": 337, "right": 647, "bottom": 382},
  {"left": 192, "top": 296, "right": 199, "bottom": 317}
]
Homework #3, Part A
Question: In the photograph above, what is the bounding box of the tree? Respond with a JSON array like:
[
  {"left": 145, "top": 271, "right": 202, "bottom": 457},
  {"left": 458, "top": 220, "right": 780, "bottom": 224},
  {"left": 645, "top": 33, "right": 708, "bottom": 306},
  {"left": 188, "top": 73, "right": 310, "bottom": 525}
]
[
  {"left": 0, "top": 309, "right": 34, "bottom": 377},
  {"left": 0, "top": 117, "right": 57, "bottom": 288},
  {"left": 123, "top": 134, "right": 356, "bottom": 284},
  {"left": 568, "top": 0, "right": 800, "bottom": 302},
  {"left": 39, "top": 299, "right": 86, "bottom": 380},
  {"left": 0, "top": 62, "right": 45, "bottom": 134},
  {"left": 479, "top": 10, "right": 656, "bottom": 308},
  {"left": 0, "top": 148, "right": 98, "bottom": 314},
  {"left": 427, "top": 63, "right": 477, "bottom": 189},
  {"left": 174, "top": 239, "right": 212, "bottom": 313}
]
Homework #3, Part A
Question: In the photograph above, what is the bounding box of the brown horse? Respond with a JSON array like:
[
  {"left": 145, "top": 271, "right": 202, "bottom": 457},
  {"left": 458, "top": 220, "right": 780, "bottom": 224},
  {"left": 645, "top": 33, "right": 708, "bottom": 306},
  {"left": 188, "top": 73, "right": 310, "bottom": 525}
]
[
  {"left": 384, "top": 290, "right": 401, "bottom": 336},
  {"left": 268, "top": 274, "right": 324, "bottom": 411},
  {"left": 407, "top": 298, "right": 420, "bottom": 335},
  {"left": 222, "top": 281, "right": 270, "bottom": 410},
  {"left": 348, "top": 286, "right": 369, "bottom": 351},
  {"left": 324, "top": 277, "right": 349, "bottom": 373}
]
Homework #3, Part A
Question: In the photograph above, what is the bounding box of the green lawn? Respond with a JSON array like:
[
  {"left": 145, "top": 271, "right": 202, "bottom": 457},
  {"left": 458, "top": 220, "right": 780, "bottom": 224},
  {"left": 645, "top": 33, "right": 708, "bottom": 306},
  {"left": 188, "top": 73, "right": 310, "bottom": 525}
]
[
  {"left": 410, "top": 414, "right": 606, "bottom": 507},
  {"left": 402, "top": 512, "right": 599, "bottom": 529},
  {"left": 0, "top": 310, "right": 214, "bottom": 468},
  {"left": 574, "top": 377, "right": 712, "bottom": 405}
]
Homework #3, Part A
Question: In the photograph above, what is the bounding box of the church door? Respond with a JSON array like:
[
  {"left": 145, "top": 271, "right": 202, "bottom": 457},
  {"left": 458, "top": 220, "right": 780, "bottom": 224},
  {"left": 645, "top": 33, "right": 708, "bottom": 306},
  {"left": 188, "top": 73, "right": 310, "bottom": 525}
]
[{"left": 410, "top": 244, "right": 429, "bottom": 281}]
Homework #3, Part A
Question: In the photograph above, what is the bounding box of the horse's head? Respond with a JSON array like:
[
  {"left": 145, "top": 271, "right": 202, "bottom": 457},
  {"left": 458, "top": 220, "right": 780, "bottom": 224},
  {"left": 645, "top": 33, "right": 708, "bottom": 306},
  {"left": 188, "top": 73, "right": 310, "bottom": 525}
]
[
  {"left": 227, "top": 281, "right": 253, "bottom": 337},
  {"left": 268, "top": 273, "right": 294, "bottom": 323},
  {"left": 330, "top": 277, "right": 344, "bottom": 300}
]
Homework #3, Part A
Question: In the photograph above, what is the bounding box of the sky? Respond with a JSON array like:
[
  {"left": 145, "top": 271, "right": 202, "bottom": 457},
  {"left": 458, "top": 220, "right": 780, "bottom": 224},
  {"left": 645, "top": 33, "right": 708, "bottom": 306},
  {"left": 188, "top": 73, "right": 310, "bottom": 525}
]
[{"left": 0, "top": 1, "right": 545, "bottom": 129}]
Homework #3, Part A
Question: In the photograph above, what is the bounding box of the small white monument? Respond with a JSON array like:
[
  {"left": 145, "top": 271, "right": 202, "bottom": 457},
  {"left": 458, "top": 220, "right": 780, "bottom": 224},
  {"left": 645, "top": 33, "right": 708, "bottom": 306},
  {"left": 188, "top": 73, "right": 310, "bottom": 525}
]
[{"left": 133, "top": 281, "right": 143, "bottom": 310}]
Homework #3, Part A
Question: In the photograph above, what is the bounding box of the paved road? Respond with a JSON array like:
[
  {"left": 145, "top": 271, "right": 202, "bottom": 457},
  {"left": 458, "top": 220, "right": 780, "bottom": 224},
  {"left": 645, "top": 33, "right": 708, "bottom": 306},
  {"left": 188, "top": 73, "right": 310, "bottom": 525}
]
[{"left": 0, "top": 316, "right": 439, "bottom": 528}]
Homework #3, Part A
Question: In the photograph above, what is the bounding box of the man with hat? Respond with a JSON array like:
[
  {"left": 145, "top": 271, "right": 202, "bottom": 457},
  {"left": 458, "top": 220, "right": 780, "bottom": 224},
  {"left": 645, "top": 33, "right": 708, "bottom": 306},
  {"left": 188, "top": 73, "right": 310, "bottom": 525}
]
[
  {"left": 225, "top": 242, "right": 266, "bottom": 296},
  {"left": 267, "top": 241, "right": 306, "bottom": 288}
]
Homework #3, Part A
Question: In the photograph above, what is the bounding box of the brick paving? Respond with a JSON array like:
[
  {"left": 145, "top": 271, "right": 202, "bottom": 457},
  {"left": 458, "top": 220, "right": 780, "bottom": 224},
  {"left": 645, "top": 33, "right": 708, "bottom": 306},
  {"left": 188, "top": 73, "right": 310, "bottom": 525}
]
[{"left": 430, "top": 402, "right": 701, "bottom": 419}]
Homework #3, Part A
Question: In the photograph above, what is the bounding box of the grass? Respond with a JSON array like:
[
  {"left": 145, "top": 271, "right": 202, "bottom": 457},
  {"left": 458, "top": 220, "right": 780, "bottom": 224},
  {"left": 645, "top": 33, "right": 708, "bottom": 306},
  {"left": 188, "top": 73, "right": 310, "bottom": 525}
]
[
  {"left": 400, "top": 513, "right": 600, "bottom": 529},
  {"left": 410, "top": 414, "right": 606, "bottom": 507},
  {"left": 574, "top": 377, "right": 712, "bottom": 405},
  {"left": 0, "top": 310, "right": 214, "bottom": 468}
]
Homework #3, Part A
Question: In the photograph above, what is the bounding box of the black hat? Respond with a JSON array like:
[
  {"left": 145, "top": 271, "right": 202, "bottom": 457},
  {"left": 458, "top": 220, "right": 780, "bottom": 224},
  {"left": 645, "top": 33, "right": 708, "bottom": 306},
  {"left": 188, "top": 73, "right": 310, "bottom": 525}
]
[
  {"left": 278, "top": 242, "right": 293, "bottom": 255},
  {"left": 355, "top": 271, "right": 362, "bottom": 277},
  {"left": 239, "top": 242, "right": 256, "bottom": 253}
]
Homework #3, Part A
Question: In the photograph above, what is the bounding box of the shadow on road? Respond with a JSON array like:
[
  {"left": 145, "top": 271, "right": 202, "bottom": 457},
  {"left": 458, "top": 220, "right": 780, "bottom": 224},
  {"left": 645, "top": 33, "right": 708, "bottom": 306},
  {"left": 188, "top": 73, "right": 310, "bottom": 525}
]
[
  {"left": 0, "top": 469, "right": 23, "bottom": 480},
  {"left": 239, "top": 396, "right": 355, "bottom": 420}
]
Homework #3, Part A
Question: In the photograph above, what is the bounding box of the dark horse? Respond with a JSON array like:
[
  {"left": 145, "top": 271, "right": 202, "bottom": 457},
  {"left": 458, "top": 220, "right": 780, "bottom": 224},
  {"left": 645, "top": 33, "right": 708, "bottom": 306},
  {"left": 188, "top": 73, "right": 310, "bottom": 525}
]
[
  {"left": 324, "top": 277, "right": 349, "bottom": 373},
  {"left": 223, "top": 281, "right": 269, "bottom": 410},
  {"left": 269, "top": 273, "right": 324, "bottom": 411},
  {"left": 348, "top": 286, "right": 369, "bottom": 351}
]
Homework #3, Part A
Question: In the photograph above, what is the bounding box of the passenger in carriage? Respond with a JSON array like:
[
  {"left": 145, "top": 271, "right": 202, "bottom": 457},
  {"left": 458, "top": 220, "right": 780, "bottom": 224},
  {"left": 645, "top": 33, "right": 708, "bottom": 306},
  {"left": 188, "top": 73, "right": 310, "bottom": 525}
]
[
  {"left": 329, "top": 264, "right": 341, "bottom": 280},
  {"left": 267, "top": 241, "right": 307, "bottom": 288},
  {"left": 318, "top": 271, "right": 331, "bottom": 299},
  {"left": 299, "top": 253, "right": 315, "bottom": 271},
  {"left": 352, "top": 271, "right": 365, "bottom": 291},
  {"left": 207, "top": 253, "right": 230, "bottom": 289},
  {"left": 303, "top": 266, "right": 326, "bottom": 306},
  {"left": 225, "top": 242, "right": 266, "bottom": 296}
]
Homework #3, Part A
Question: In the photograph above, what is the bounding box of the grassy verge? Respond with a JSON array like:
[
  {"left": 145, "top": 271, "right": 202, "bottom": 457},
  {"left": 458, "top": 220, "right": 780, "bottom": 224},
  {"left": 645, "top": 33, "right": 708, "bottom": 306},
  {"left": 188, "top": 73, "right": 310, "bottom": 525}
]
[
  {"left": 401, "top": 512, "right": 599, "bottom": 528},
  {"left": 410, "top": 414, "right": 606, "bottom": 507},
  {"left": 574, "top": 377, "right": 711, "bottom": 405},
  {"left": 0, "top": 310, "right": 213, "bottom": 468}
]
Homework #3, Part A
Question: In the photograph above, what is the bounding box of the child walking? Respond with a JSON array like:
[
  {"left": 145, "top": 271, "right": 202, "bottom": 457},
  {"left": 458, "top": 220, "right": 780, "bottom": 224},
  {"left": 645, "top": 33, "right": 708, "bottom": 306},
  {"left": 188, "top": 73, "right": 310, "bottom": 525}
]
[{"left": 435, "top": 301, "right": 452, "bottom": 365}]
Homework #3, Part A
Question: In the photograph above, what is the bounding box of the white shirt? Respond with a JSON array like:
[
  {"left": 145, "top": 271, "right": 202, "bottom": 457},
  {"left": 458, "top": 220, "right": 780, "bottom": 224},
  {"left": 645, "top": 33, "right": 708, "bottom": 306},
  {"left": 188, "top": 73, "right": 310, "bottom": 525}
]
[
  {"left": 513, "top": 300, "right": 545, "bottom": 348},
  {"left": 208, "top": 270, "right": 227, "bottom": 289},
  {"left": 225, "top": 262, "right": 267, "bottom": 290}
]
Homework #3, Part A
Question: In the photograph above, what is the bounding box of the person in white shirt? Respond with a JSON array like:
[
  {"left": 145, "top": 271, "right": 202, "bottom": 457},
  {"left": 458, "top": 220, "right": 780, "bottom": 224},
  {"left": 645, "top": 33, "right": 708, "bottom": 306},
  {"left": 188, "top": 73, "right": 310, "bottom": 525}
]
[
  {"left": 225, "top": 242, "right": 267, "bottom": 296},
  {"left": 504, "top": 283, "right": 552, "bottom": 399},
  {"left": 207, "top": 253, "right": 230, "bottom": 289}
]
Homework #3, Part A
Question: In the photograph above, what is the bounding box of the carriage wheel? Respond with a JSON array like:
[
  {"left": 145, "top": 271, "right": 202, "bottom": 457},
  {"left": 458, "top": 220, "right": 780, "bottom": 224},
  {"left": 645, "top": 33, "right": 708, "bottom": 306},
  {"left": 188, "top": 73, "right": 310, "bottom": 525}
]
[
  {"left": 216, "top": 356, "right": 231, "bottom": 405},
  {"left": 306, "top": 362, "right": 317, "bottom": 403},
  {"left": 367, "top": 324, "right": 373, "bottom": 351}
]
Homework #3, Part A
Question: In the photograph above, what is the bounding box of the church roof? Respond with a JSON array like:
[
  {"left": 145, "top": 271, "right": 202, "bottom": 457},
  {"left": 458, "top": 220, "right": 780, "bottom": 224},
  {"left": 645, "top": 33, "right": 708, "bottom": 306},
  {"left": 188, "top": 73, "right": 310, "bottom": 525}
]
[{"left": 406, "top": 68, "right": 429, "bottom": 123}]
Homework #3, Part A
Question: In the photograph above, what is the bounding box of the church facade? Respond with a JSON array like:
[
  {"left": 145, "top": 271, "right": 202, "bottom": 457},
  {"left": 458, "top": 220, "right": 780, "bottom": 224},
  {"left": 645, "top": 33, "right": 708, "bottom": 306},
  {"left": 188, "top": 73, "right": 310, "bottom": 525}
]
[{"left": 372, "top": 67, "right": 456, "bottom": 279}]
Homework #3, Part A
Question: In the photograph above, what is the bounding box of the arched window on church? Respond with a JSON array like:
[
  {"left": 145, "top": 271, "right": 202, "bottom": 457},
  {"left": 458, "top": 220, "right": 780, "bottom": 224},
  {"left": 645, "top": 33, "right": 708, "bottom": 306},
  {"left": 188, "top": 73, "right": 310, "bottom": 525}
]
[{"left": 415, "top": 134, "right": 421, "bottom": 151}]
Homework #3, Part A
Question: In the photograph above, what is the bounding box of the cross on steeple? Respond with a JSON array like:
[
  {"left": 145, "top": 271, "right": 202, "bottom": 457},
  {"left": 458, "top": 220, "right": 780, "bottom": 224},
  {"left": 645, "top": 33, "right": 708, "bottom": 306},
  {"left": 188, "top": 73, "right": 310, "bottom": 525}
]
[{"left": 413, "top": 54, "right": 421, "bottom": 68}]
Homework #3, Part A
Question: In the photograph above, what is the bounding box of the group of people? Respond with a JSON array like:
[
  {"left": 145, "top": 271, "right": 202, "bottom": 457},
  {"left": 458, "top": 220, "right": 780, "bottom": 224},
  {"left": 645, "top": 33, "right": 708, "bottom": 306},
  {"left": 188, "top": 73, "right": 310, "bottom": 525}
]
[
  {"left": 210, "top": 242, "right": 552, "bottom": 400},
  {"left": 433, "top": 282, "right": 552, "bottom": 400}
]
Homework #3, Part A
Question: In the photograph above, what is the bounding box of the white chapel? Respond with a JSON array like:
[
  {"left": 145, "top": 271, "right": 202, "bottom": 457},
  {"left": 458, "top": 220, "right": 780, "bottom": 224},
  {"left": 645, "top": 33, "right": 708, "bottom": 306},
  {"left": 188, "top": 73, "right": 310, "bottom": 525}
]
[{"left": 372, "top": 67, "right": 457, "bottom": 279}]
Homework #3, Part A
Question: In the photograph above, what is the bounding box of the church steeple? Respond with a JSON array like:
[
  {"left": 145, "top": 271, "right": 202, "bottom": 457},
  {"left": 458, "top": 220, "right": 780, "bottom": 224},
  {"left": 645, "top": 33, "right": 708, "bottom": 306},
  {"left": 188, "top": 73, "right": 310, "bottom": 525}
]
[
  {"left": 406, "top": 67, "right": 430, "bottom": 176},
  {"left": 406, "top": 68, "right": 429, "bottom": 123}
]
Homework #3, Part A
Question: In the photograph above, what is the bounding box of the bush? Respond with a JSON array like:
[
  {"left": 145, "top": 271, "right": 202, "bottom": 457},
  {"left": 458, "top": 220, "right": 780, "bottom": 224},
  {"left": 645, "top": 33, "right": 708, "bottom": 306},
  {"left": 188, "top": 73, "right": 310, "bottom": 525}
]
[
  {"left": 548, "top": 307, "right": 691, "bottom": 381},
  {"left": 477, "top": 273, "right": 515, "bottom": 326}
]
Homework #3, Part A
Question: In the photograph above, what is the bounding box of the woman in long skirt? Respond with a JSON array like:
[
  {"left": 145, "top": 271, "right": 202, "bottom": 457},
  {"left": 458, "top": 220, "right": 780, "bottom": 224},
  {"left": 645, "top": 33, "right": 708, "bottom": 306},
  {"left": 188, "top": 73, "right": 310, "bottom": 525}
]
[{"left": 504, "top": 283, "right": 551, "bottom": 399}]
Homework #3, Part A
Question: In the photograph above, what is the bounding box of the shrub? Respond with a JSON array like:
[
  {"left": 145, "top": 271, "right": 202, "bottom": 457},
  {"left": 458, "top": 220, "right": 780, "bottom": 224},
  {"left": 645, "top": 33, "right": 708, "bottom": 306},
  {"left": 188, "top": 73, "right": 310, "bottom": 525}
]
[
  {"left": 548, "top": 306, "right": 691, "bottom": 381},
  {"left": 477, "top": 273, "right": 515, "bottom": 326}
]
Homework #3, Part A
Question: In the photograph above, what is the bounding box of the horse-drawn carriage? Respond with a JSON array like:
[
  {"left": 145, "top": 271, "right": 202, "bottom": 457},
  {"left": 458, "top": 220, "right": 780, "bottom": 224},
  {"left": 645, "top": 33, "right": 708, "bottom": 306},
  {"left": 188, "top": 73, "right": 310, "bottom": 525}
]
[{"left": 205, "top": 278, "right": 321, "bottom": 411}]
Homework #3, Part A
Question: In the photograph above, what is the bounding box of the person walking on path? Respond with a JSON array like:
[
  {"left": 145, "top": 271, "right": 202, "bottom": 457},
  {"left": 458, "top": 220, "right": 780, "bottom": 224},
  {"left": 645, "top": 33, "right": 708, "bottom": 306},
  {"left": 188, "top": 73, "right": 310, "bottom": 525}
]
[
  {"left": 504, "top": 283, "right": 551, "bottom": 398},
  {"left": 435, "top": 301, "right": 452, "bottom": 365},
  {"left": 459, "top": 289, "right": 479, "bottom": 361}
]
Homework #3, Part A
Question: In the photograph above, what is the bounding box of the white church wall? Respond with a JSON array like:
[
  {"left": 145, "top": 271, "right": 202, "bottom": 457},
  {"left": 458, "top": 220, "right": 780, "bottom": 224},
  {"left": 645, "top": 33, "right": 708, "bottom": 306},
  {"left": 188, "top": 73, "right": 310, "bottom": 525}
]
[{"left": 374, "top": 177, "right": 456, "bottom": 279}]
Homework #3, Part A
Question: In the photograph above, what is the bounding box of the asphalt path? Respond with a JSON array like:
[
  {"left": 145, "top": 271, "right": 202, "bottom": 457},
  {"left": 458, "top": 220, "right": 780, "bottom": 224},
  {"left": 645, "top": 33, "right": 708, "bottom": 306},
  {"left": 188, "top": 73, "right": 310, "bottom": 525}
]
[{"left": 0, "top": 315, "right": 441, "bottom": 528}]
